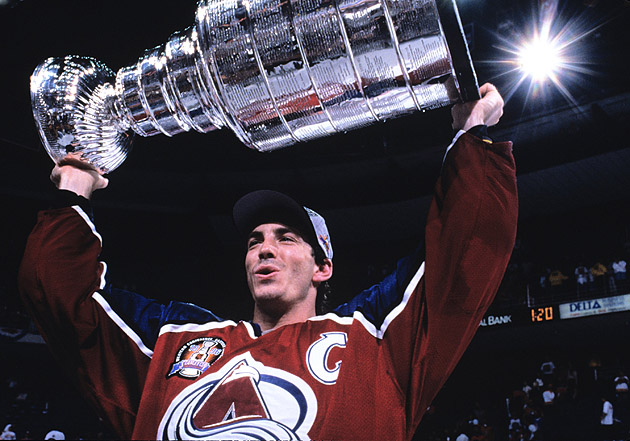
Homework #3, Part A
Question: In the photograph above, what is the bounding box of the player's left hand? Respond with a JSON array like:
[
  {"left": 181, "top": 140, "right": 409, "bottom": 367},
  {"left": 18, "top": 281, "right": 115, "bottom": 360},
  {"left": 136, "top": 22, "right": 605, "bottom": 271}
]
[{"left": 451, "top": 83, "right": 504, "bottom": 132}]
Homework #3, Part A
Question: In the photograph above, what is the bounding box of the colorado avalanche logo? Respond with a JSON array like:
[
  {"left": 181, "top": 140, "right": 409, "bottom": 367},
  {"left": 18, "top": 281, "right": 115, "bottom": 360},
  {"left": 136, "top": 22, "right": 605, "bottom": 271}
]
[{"left": 157, "top": 353, "right": 317, "bottom": 440}]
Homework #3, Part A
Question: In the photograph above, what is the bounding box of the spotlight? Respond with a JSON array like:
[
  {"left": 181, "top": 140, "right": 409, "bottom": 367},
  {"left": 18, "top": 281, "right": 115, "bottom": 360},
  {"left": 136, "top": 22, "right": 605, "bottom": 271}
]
[
  {"left": 486, "top": 0, "right": 607, "bottom": 108},
  {"left": 517, "top": 35, "right": 563, "bottom": 83}
]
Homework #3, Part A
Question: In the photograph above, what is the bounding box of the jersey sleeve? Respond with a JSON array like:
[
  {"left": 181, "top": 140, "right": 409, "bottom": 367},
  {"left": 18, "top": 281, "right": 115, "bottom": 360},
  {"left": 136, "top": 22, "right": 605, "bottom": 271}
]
[
  {"left": 17, "top": 201, "right": 214, "bottom": 438},
  {"left": 335, "top": 132, "right": 517, "bottom": 437},
  {"left": 401, "top": 132, "right": 518, "bottom": 434}
]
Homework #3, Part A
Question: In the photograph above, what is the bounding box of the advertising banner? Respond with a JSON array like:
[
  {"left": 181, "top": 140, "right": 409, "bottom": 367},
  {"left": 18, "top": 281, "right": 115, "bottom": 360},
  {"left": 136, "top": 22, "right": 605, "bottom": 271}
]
[{"left": 559, "top": 294, "right": 630, "bottom": 320}]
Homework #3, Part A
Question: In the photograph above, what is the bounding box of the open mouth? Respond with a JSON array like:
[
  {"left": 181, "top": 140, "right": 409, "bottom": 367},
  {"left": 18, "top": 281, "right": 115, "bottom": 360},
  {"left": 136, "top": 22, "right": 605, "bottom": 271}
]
[{"left": 255, "top": 265, "right": 280, "bottom": 277}]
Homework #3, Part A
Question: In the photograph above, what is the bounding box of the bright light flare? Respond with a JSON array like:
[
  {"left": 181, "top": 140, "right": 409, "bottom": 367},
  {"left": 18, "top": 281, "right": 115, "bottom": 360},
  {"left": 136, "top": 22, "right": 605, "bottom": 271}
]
[
  {"left": 481, "top": 0, "right": 611, "bottom": 109},
  {"left": 517, "top": 35, "right": 563, "bottom": 83}
]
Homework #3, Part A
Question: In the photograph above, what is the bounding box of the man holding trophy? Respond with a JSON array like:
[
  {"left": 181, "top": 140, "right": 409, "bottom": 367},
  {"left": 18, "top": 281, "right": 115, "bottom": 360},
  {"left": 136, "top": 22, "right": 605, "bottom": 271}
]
[
  {"left": 19, "top": 0, "right": 517, "bottom": 439},
  {"left": 20, "top": 82, "right": 517, "bottom": 439}
]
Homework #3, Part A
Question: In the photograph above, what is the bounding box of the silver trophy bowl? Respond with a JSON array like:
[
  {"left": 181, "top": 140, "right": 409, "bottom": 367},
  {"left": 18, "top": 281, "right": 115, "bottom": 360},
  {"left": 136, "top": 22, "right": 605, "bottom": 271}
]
[{"left": 31, "top": 0, "right": 478, "bottom": 173}]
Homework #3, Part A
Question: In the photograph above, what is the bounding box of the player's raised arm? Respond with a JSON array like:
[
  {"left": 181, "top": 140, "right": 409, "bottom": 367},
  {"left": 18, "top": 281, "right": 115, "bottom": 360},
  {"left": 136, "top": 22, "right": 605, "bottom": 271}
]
[
  {"left": 19, "top": 159, "right": 149, "bottom": 438},
  {"left": 373, "top": 84, "right": 517, "bottom": 436}
]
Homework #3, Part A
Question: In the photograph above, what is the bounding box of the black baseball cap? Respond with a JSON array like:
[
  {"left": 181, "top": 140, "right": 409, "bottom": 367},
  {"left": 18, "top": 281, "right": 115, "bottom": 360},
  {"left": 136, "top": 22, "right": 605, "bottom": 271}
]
[{"left": 232, "top": 190, "right": 333, "bottom": 260}]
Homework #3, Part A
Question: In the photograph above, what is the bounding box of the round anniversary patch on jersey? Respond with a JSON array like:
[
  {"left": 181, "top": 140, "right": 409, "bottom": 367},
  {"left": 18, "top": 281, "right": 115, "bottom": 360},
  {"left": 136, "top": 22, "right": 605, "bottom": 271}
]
[{"left": 167, "top": 337, "right": 226, "bottom": 379}]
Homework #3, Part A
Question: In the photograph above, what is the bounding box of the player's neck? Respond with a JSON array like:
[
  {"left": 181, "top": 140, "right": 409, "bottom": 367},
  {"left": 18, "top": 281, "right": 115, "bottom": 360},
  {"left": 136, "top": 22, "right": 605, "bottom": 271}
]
[{"left": 253, "top": 303, "right": 315, "bottom": 333}]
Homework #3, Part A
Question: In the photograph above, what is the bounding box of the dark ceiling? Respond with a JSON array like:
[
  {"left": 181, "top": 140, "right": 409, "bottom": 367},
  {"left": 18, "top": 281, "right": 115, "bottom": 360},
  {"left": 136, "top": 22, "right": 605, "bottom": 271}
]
[
  {"left": 1, "top": 0, "right": 628, "bottom": 208},
  {"left": 1, "top": 0, "right": 630, "bottom": 310}
]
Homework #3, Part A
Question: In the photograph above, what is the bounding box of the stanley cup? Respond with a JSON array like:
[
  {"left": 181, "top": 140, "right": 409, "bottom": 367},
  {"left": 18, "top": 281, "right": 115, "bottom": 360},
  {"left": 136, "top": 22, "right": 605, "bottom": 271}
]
[{"left": 31, "top": 0, "right": 479, "bottom": 173}]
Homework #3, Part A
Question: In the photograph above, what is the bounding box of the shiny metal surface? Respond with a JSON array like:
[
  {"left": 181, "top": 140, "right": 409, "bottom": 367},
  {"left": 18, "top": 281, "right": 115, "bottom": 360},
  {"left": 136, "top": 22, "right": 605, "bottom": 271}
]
[
  {"left": 30, "top": 56, "right": 133, "bottom": 173},
  {"left": 31, "top": 0, "right": 477, "bottom": 171}
]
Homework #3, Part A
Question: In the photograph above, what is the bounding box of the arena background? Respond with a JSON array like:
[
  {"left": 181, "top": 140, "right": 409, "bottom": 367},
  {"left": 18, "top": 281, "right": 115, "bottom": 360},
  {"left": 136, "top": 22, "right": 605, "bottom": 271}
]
[{"left": 1, "top": 0, "right": 630, "bottom": 439}]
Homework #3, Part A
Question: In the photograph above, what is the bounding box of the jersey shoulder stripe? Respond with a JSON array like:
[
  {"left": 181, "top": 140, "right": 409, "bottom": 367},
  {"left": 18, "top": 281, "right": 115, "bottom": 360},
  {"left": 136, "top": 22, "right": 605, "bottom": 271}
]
[
  {"left": 331, "top": 244, "right": 425, "bottom": 338},
  {"left": 92, "top": 291, "right": 155, "bottom": 358},
  {"left": 69, "top": 203, "right": 227, "bottom": 352},
  {"left": 159, "top": 320, "right": 256, "bottom": 339},
  {"left": 97, "top": 287, "right": 225, "bottom": 352}
]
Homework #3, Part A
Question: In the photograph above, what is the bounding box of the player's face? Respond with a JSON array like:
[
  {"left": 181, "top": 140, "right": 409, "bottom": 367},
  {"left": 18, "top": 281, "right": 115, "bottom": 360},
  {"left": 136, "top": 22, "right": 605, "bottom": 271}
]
[{"left": 245, "top": 223, "right": 324, "bottom": 316}]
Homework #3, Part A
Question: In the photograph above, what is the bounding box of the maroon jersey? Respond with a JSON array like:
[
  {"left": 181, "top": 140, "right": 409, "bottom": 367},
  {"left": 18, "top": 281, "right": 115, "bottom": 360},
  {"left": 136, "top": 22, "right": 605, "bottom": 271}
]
[{"left": 19, "top": 132, "right": 518, "bottom": 440}]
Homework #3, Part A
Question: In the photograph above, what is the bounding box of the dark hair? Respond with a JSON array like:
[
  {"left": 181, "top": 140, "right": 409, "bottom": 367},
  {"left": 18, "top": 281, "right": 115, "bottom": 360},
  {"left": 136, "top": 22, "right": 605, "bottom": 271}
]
[{"left": 313, "top": 248, "right": 333, "bottom": 315}]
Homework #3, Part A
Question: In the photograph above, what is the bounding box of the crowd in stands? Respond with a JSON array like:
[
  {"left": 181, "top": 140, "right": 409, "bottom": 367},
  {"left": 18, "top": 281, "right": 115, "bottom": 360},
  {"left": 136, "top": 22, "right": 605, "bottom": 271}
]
[
  {"left": 538, "top": 258, "right": 628, "bottom": 300},
  {"left": 0, "top": 353, "right": 115, "bottom": 440},
  {"left": 4, "top": 349, "right": 622, "bottom": 440},
  {"left": 491, "top": 238, "right": 629, "bottom": 309},
  {"left": 414, "top": 351, "right": 630, "bottom": 441},
  {"left": 0, "top": 282, "right": 114, "bottom": 439}
]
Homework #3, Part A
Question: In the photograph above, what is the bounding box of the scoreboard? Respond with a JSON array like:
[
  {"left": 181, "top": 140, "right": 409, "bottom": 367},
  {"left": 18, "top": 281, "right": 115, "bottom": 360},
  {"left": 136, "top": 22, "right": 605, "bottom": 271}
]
[
  {"left": 481, "top": 294, "right": 630, "bottom": 330},
  {"left": 480, "top": 305, "right": 558, "bottom": 329}
]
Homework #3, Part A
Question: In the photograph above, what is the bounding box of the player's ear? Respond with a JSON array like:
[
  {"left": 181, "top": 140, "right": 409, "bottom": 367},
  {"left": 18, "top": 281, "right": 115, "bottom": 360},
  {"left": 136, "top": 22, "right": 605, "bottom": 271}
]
[{"left": 313, "top": 258, "right": 333, "bottom": 283}]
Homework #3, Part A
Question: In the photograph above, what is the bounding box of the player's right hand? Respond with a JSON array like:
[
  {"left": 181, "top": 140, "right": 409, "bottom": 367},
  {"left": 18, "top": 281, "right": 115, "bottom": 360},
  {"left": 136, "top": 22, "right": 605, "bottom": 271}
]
[{"left": 50, "top": 154, "right": 109, "bottom": 199}]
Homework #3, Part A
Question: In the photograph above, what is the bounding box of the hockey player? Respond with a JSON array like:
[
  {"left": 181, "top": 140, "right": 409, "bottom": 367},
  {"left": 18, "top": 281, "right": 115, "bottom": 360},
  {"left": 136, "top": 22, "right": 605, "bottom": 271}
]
[{"left": 19, "top": 83, "right": 517, "bottom": 440}]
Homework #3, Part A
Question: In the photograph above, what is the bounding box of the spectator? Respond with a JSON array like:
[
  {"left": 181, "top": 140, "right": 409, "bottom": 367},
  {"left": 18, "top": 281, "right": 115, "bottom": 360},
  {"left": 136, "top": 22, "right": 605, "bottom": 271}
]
[
  {"left": 508, "top": 421, "right": 524, "bottom": 441},
  {"left": 591, "top": 262, "right": 608, "bottom": 294},
  {"left": 606, "top": 262, "right": 618, "bottom": 294},
  {"left": 612, "top": 258, "right": 628, "bottom": 292},
  {"left": 542, "top": 383, "right": 559, "bottom": 440},
  {"left": 527, "top": 423, "right": 540, "bottom": 440},
  {"left": 44, "top": 430, "right": 65, "bottom": 440},
  {"left": 0, "top": 425, "right": 16, "bottom": 441},
  {"left": 600, "top": 396, "right": 615, "bottom": 441},
  {"left": 467, "top": 419, "right": 484, "bottom": 441},
  {"left": 456, "top": 432, "right": 470, "bottom": 441},
  {"left": 522, "top": 380, "right": 533, "bottom": 399},
  {"left": 614, "top": 371, "right": 630, "bottom": 396},
  {"left": 575, "top": 263, "right": 589, "bottom": 297},
  {"left": 538, "top": 268, "right": 551, "bottom": 292},
  {"left": 588, "top": 265, "right": 596, "bottom": 293},
  {"left": 540, "top": 357, "right": 556, "bottom": 385},
  {"left": 523, "top": 404, "right": 542, "bottom": 431},
  {"left": 548, "top": 269, "right": 568, "bottom": 295},
  {"left": 542, "top": 384, "right": 556, "bottom": 406},
  {"left": 614, "top": 371, "right": 630, "bottom": 432}
]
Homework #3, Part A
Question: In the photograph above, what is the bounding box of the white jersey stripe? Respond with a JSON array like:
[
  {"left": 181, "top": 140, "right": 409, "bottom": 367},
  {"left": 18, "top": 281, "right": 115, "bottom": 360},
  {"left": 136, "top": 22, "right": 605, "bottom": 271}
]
[
  {"left": 308, "top": 313, "right": 353, "bottom": 326},
  {"left": 71, "top": 205, "right": 152, "bottom": 358},
  {"left": 310, "top": 261, "right": 425, "bottom": 340},
  {"left": 157, "top": 261, "right": 424, "bottom": 342},
  {"left": 159, "top": 319, "right": 253, "bottom": 339},
  {"left": 444, "top": 130, "right": 466, "bottom": 163},
  {"left": 92, "top": 292, "right": 154, "bottom": 359},
  {"left": 71, "top": 205, "right": 103, "bottom": 245},
  {"left": 98, "top": 261, "right": 108, "bottom": 290},
  {"left": 374, "top": 261, "right": 425, "bottom": 339}
]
